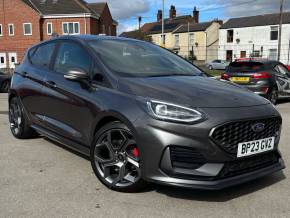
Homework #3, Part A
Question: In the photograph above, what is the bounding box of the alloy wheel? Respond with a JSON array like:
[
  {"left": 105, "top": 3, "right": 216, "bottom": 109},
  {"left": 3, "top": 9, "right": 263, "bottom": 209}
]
[
  {"left": 94, "top": 128, "right": 141, "bottom": 188},
  {"left": 9, "top": 98, "right": 23, "bottom": 136},
  {"left": 269, "top": 89, "right": 278, "bottom": 105}
]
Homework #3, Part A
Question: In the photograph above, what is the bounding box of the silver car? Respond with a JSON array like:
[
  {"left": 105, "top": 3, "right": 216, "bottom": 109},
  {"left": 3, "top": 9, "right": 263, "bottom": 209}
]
[{"left": 206, "top": 60, "right": 229, "bottom": 70}]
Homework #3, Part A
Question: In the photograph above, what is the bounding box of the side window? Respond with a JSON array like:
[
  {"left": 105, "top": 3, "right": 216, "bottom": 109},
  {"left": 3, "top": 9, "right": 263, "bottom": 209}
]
[
  {"left": 277, "top": 65, "right": 289, "bottom": 76},
  {"left": 54, "top": 42, "right": 92, "bottom": 74},
  {"left": 30, "top": 43, "right": 56, "bottom": 69}
]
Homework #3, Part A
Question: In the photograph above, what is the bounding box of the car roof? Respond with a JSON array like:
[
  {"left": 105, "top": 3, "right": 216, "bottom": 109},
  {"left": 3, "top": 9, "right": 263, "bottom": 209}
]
[
  {"left": 29, "top": 35, "right": 144, "bottom": 51},
  {"left": 52, "top": 35, "right": 141, "bottom": 43},
  {"left": 234, "top": 58, "right": 279, "bottom": 65}
]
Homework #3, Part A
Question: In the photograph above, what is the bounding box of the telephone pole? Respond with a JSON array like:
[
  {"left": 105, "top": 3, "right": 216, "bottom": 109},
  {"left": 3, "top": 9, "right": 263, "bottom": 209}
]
[
  {"left": 138, "top": 16, "right": 142, "bottom": 32},
  {"left": 277, "top": 0, "right": 284, "bottom": 61},
  {"left": 161, "top": 0, "right": 165, "bottom": 47}
]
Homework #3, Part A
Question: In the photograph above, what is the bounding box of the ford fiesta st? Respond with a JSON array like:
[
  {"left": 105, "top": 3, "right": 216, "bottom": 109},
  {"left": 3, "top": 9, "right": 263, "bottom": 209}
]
[{"left": 9, "top": 36, "right": 285, "bottom": 192}]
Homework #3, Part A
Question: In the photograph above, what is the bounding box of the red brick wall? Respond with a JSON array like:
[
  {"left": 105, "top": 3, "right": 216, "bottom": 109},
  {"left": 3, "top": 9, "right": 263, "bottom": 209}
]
[
  {"left": 0, "top": 0, "right": 118, "bottom": 67},
  {"left": 99, "top": 4, "right": 117, "bottom": 36},
  {"left": 41, "top": 17, "right": 94, "bottom": 41},
  {"left": 0, "top": 0, "right": 41, "bottom": 65},
  {"left": 89, "top": 18, "right": 100, "bottom": 35}
]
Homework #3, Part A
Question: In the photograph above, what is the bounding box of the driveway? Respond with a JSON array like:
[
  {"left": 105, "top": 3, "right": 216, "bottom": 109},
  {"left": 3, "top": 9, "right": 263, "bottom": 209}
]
[{"left": 0, "top": 93, "right": 289, "bottom": 218}]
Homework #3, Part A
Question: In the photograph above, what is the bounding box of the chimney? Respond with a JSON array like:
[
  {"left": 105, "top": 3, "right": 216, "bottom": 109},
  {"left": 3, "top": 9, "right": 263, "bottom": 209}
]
[
  {"left": 193, "top": 6, "right": 199, "bottom": 23},
  {"left": 157, "top": 10, "right": 162, "bottom": 22},
  {"left": 169, "top": 5, "right": 176, "bottom": 19}
]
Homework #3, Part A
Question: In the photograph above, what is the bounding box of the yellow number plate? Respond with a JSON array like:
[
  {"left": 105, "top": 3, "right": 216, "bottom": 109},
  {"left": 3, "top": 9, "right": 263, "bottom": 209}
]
[{"left": 231, "top": 77, "right": 250, "bottom": 83}]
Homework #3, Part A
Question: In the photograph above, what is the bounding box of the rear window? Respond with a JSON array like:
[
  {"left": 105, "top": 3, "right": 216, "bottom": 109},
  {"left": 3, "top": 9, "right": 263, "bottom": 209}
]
[
  {"left": 29, "top": 42, "right": 56, "bottom": 69},
  {"left": 227, "top": 62, "right": 265, "bottom": 72}
]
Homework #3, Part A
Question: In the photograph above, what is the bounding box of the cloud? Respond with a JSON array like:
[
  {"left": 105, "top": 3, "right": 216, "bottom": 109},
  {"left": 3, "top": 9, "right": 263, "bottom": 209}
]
[
  {"left": 201, "top": 0, "right": 290, "bottom": 18},
  {"left": 86, "top": 0, "right": 151, "bottom": 20},
  {"left": 117, "top": 23, "right": 138, "bottom": 35}
]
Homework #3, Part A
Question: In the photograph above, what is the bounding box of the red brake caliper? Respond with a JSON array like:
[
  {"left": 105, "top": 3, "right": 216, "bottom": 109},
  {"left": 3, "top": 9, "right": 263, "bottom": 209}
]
[{"left": 132, "top": 147, "right": 139, "bottom": 158}]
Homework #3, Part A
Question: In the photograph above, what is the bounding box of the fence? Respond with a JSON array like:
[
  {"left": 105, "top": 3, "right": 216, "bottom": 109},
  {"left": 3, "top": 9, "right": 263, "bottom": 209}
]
[{"left": 166, "top": 44, "right": 290, "bottom": 65}]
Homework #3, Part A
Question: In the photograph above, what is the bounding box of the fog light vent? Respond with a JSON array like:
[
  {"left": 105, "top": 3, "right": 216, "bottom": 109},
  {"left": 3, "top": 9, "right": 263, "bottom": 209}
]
[{"left": 170, "top": 146, "right": 206, "bottom": 169}]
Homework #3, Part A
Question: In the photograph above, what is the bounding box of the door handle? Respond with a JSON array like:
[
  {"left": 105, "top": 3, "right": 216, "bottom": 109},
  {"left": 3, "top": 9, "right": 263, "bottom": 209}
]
[{"left": 45, "top": 80, "right": 57, "bottom": 88}]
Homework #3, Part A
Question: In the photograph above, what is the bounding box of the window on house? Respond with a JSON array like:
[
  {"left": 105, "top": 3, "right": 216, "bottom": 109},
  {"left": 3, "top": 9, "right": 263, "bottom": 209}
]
[
  {"left": 63, "top": 22, "right": 80, "bottom": 35},
  {"left": 0, "top": 57, "right": 4, "bottom": 64},
  {"left": 189, "top": 33, "right": 194, "bottom": 46},
  {"left": 29, "top": 42, "right": 56, "bottom": 69},
  {"left": 174, "top": 35, "right": 180, "bottom": 47},
  {"left": 270, "top": 26, "right": 278, "bottom": 40},
  {"left": 23, "top": 23, "right": 32, "bottom": 35},
  {"left": 47, "top": 23, "right": 53, "bottom": 35},
  {"left": 227, "top": 29, "right": 233, "bottom": 43},
  {"left": 252, "top": 50, "right": 260, "bottom": 57},
  {"left": 8, "top": 24, "right": 14, "bottom": 36},
  {"left": 0, "top": 24, "right": 3, "bottom": 36}
]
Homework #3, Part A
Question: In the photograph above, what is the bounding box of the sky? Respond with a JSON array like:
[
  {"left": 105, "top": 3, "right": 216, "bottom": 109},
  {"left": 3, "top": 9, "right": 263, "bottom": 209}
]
[{"left": 87, "top": 0, "right": 290, "bottom": 35}]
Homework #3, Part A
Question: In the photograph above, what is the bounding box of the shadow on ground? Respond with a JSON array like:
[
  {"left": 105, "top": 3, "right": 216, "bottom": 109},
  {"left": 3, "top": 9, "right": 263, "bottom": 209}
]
[
  {"left": 44, "top": 137, "right": 286, "bottom": 202},
  {"left": 277, "top": 98, "right": 290, "bottom": 105},
  {"left": 151, "top": 172, "right": 286, "bottom": 202}
]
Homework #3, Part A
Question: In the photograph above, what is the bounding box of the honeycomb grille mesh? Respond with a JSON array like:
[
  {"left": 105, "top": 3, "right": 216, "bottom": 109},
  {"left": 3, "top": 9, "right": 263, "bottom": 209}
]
[
  {"left": 170, "top": 146, "right": 206, "bottom": 169},
  {"left": 210, "top": 117, "right": 282, "bottom": 154}
]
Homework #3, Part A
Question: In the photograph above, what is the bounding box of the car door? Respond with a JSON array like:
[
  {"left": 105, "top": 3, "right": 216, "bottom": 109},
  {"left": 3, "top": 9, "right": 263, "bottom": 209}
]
[
  {"left": 16, "top": 42, "right": 56, "bottom": 127},
  {"left": 40, "top": 40, "right": 97, "bottom": 146},
  {"left": 274, "top": 64, "right": 290, "bottom": 96}
]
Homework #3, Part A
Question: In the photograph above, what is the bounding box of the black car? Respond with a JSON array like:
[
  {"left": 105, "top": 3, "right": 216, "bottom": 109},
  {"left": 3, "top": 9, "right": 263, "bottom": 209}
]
[
  {"left": 9, "top": 36, "right": 285, "bottom": 192},
  {"left": 222, "top": 59, "right": 290, "bottom": 104},
  {"left": 0, "top": 71, "right": 11, "bottom": 93}
]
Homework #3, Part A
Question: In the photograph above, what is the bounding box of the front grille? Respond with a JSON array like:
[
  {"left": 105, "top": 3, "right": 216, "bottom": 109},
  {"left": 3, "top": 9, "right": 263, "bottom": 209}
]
[
  {"left": 170, "top": 146, "right": 206, "bottom": 169},
  {"left": 218, "top": 152, "right": 280, "bottom": 179},
  {"left": 210, "top": 117, "right": 281, "bottom": 154}
]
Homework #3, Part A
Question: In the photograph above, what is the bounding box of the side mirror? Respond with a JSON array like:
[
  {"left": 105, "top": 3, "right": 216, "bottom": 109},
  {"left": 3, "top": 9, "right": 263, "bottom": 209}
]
[{"left": 64, "top": 69, "right": 90, "bottom": 82}]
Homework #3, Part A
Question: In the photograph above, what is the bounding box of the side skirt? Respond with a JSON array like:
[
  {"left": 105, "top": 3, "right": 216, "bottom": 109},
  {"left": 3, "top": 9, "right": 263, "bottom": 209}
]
[{"left": 31, "top": 124, "right": 90, "bottom": 157}]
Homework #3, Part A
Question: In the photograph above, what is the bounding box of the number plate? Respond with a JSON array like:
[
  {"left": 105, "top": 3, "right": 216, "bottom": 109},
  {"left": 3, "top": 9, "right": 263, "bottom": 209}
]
[
  {"left": 231, "top": 77, "right": 250, "bottom": 83},
  {"left": 237, "top": 137, "right": 275, "bottom": 158}
]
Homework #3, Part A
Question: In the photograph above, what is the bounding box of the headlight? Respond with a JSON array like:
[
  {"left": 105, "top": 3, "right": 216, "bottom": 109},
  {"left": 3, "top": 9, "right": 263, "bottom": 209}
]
[{"left": 147, "top": 100, "right": 205, "bottom": 123}]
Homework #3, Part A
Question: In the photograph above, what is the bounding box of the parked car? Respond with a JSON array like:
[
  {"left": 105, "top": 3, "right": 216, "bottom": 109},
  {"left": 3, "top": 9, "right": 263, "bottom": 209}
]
[
  {"left": 206, "top": 60, "right": 229, "bottom": 70},
  {"left": 0, "top": 71, "right": 11, "bottom": 93},
  {"left": 9, "top": 36, "right": 284, "bottom": 192},
  {"left": 221, "top": 59, "right": 290, "bottom": 104},
  {"left": 287, "top": 65, "right": 290, "bottom": 71}
]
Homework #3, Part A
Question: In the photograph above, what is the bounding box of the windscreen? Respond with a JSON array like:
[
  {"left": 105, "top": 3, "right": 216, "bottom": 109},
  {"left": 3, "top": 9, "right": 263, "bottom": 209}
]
[
  {"left": 228, "top": 62, "right": 265, "bottom": 72},
  {"left": 88, "top": 39, "right": 203, "bottom": 77}
]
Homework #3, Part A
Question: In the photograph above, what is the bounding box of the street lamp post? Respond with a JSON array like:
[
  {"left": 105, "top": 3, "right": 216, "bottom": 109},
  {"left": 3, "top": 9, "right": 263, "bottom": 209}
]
[
  {"left": 278, "top": 0, "right": 284, "bottom": 61},
  {"left": 162, "top": 0, "right": 165, "bottom": 47}
]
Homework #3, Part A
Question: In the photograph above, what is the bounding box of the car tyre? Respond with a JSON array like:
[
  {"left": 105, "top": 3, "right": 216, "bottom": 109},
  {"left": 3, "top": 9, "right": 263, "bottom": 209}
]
[
  {"left": 91, "top": 121, "right": 148, "bottom": 192},
  {"left": 9, "top": 97, "right": 38, "bottom": 139},
  {"left": 267, "top": 88, "right": 278, "bottom": 105},
  {"left": 208, "top": 65, "right": 213, "bottom": 70},
  {"left": 1, "top": 80, "right": 10, "bottom": 93}
]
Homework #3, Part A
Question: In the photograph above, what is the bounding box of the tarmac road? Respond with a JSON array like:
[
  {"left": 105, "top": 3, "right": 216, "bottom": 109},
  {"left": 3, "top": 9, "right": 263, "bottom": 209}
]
[{"left": 0, "top": 93, "right": 290, "bottom": 218}]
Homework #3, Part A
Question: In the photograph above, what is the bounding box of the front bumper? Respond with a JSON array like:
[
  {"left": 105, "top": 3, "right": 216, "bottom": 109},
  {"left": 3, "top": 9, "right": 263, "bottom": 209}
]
[
  {"left": 147, "top": 157, "right": 285, "bottom": 190},
  {"left": 133, "top": 103, "right": 284, "bottom": 190}
]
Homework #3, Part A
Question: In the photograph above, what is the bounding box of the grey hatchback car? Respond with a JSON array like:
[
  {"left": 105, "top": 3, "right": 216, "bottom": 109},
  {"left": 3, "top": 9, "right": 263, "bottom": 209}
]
[{"left": 9, "top": 35, "right": 285, "bottom": 192}]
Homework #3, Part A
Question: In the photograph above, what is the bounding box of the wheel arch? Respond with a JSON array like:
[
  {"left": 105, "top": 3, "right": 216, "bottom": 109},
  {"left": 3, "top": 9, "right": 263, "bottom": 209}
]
[{"left": 91, "top": 111, "right": 138, "bottom": 144}]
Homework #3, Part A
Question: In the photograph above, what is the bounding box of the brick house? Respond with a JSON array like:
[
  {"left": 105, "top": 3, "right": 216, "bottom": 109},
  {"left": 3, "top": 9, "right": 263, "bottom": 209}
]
[{"left": 0, "top": 0, "right": 118, "bottom": 70}]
